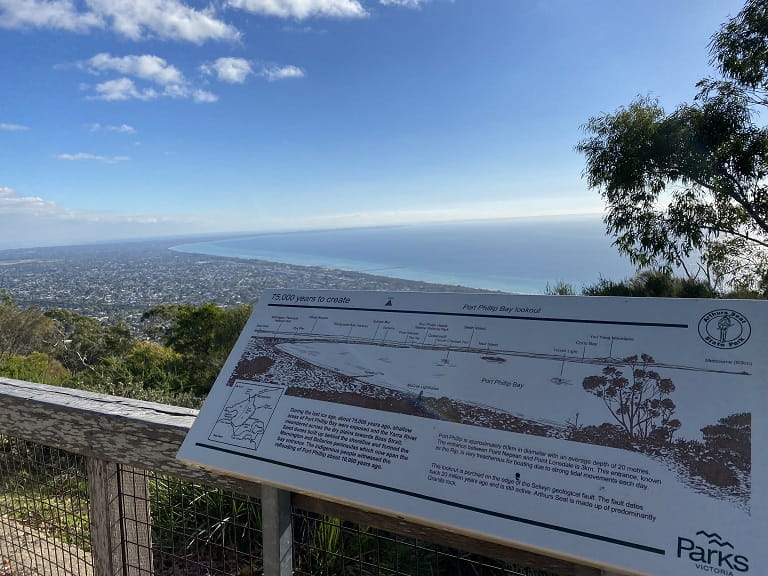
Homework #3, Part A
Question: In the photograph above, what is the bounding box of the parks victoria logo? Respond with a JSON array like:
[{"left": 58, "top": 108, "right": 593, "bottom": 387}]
[
  {"left": 677, "top": 531, "right": 749, "bottom": 574},
  {"left": 698, "top": 309, "right": 751, "bottom": 349}
]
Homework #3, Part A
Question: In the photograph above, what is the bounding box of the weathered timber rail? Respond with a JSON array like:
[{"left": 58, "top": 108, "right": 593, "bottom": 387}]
[{"left": 0, "top": 378, "right": 619, "bottom": 576}]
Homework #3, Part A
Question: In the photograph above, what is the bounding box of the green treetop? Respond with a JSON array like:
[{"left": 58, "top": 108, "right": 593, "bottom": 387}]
[{"left": 577, "top": 0, "right": 768, "bottom": 294}]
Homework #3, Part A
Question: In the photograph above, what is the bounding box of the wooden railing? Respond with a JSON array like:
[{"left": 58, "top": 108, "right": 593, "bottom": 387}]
[{"left": 0, "top": 378, "right": 617, "bottom": 576}]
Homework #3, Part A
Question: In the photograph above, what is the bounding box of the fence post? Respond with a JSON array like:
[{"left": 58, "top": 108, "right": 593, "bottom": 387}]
[
  {"left": 86, "top": 460, "right": 154, "bottom": 576},
  {"left": 117, "top": 465, "right": 154, "bottom": 575},
  {"left": 261, "top": 486, "right": 293, "bottom": 576},
  {"left": 86, "top": 458, "right": 124, "bottom": 576}
]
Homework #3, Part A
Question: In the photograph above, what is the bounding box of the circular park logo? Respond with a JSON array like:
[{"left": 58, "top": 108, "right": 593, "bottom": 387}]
[{"left": 698, "top": 309, "right": 751, "bottom": 349}]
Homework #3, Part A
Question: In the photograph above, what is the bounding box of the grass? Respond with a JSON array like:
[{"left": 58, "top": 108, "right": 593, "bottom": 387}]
[{"left": 148, "top": 474, "right": 265, "bottom": 575}]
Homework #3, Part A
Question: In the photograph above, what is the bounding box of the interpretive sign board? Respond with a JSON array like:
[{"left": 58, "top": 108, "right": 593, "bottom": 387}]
[{"left": 178, "top": 290, "right": 766, "bottom": 575}]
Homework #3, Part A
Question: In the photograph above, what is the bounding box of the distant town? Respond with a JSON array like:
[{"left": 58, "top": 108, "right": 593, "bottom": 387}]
[{"left": 0, "top": 237, "right": 485, "bottom": 329}]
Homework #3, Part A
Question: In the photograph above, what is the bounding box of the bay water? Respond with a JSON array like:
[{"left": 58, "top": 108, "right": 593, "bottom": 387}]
[{"left": 170, "top": 216, "right": 637, "bottom": 293}]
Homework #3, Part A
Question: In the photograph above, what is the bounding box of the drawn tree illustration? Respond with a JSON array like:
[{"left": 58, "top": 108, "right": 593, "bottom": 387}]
[{"left": 582, "top": 354, "right": 680, "bottom": 443}]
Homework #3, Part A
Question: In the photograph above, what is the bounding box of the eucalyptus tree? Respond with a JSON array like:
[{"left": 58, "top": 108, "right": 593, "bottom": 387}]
[{"left": 577, "top": 0, "right": 768, "bottom": 293}]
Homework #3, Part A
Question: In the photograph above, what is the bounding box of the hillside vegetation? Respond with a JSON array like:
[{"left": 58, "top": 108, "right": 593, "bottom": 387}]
[{"left": 0, "top": 292, "right": 250, "bottom": 406}]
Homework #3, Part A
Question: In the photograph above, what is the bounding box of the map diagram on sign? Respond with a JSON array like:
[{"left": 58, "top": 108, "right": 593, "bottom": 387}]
[{"left": 208, "top": 381, "right": 284, "bottom": 451}]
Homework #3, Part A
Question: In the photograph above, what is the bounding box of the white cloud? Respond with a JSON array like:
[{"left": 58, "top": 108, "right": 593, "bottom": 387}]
[
  {"left": 92, "top": 77, "right": 159, "bottom": 101},
  {"left": 86, "top": 53, "right": 183, "bottom": 85},
  {"left": 0, "top": 0, "right": 239, "bottom": 43},
  {"left": 0, "top": 123, "right": 30, "bottom": 131},
  {"left": 81, "top": 52, "right": 300, "bottom": 102},
  {"left": 89, "top": 123, "right": 136, "bottom": 133},
  {"left": 379, "top": 0, "right": 429, "bottom": 6},
  {"left": 201, "top": 58, "right": 305, "bottom": 83},
  {"left": 227, "top": 0, "right": 366, "bottom": 19},
  {"left": 82, "top": 53, "right": 217, "bottom": 102},
  {"left": 55, "top": 152, "right": 130, "bottom": 163},
  {"left": 192, "top": 89, "right": 218, "bottom": 103},
  {"left": 0, "top": 186, "right": 209, "bottom": 249},
  {"left": 201, "top": 57, "right": 253, "bottom": 84},
  {"left": 0, "top": 186, "right": 60, "bottom": 215},
  {"left": 89, "top": 0, "right": 239, "bottom": 43},
  {"left": 260, "top": 64, "right": 305, "bottom": 81},
  {"left": 282, "top": 24, "right": 326, "bottom": 33},
  {"left": 0, "top": 0, "right": 102, "bottom": 32}
]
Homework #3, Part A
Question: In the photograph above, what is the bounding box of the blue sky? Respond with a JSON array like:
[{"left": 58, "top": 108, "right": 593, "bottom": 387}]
[{"left": 0, "top": 0, "right": 741, "bottom": 248}]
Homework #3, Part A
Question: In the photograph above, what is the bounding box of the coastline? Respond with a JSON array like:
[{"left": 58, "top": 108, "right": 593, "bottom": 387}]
[
  {"left": 168, "top": 218, "right": 635, "bottom": 295},
  {"left": 169, "top": 241, "right": 533, "bottom": 294}
]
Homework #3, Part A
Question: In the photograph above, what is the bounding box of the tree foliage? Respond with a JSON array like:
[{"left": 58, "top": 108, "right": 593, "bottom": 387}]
[
  {"left": 143, "top": 302, "right": 252, "bottom": 394},
  {"left": 0, "top": 352, "right": 69, "bottom": 385},
  {"left": 581, "top": 270, "right": 717, "bottom": 298},
  {"left": 0, "top": 293, "right": 250, "bottom": 403},
  {"left": 45, "top": 308, "right": 133, "bottom": 373},
  {"left": 577, "top": 0, "right": 768, "bottom": 292},
  {"left": 0, "top": 296, "right": 57, "bottom": 360},
  {"left": 711, "top": 0, "right": 768, "bottom": 94}
]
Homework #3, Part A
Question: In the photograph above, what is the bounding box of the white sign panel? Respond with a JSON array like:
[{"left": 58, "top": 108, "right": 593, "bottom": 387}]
[{"left": 178, "top": 290, "right": 766, "bottom": 576}]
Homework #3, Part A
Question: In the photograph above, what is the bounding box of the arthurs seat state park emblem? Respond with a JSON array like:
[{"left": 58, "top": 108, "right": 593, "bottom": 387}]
[{"left": 698, "top": 310, "right": 751, "bottom": 350}]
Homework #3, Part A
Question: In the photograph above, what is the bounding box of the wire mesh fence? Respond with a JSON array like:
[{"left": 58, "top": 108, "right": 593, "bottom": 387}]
[
  {"left": 290, "top": 509, "right": 536, "bottom": 576},
  {"left": 0, "top": 436, "right": 92, "bottom": 576},
  {"left": 143, "top": 470, "right": 263, "bottom": 576},
  {"left": 0, "top": 434, "right": 560, "bottom": 576}
]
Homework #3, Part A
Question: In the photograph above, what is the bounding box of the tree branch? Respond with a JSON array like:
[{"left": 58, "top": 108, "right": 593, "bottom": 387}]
[{"left": 701, "top": 223, "right": 768, "bottom": 247}]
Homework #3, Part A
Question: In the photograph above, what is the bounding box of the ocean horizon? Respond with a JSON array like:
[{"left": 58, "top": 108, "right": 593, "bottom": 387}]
[{"left": 170, "top": 216, "right": 638, "bottom": 294}]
